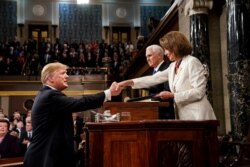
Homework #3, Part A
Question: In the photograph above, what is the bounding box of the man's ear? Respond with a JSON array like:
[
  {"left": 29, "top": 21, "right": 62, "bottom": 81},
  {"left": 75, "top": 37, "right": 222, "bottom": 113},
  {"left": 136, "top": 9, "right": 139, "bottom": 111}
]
[{"left": 47, "top": 75, "right": 54, "bottom": 83}]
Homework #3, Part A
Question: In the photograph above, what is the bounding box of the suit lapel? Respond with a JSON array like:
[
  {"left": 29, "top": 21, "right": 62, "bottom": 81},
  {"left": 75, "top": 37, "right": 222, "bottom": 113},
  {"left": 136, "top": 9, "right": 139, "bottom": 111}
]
[
  {"left": 171, "top": 56, "right": 187, "bottom": 92},
  {"left": 169, "top": 63, "right": 176, "bottom": 92}
]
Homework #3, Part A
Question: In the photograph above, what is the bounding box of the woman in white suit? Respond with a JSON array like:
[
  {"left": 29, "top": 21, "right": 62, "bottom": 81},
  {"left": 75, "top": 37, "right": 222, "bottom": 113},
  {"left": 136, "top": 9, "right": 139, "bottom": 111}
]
[{"left": 117, "top": 31, "right": 216, "bottom": 120}]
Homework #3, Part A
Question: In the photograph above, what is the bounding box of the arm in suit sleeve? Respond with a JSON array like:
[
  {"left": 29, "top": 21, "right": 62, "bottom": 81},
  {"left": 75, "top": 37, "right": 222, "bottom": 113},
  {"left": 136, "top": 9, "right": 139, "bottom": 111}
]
[{"left": 50, "top": 91, "right": 106, "bottom": 113}]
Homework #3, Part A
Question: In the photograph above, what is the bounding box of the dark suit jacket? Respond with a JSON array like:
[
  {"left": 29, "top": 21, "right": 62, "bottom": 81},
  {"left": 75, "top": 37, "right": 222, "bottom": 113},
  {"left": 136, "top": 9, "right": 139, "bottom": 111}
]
[
  {"left": 112, "top": 61, "right": 121, "bottom": 81},
  {"left": 24, "top": 86, "right": 105, "bottom": 167},
  {"left": 0, "top": 133, "right": 21, "bottom": 158},
  {"left": 148, "top": 61, "right": 175, "bottom": 119},
  {"left": 19, "top": 131, "right": 32, "bottom": 156},
  {"left": 149, "top": 61, "right": 171, "bottom": 94}
]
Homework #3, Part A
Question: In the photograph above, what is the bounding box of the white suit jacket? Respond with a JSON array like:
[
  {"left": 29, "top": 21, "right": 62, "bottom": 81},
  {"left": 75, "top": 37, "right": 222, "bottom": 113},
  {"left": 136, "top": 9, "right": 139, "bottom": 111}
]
[{"left": 132, "top": 55, "right": 216, "bottom": 120}]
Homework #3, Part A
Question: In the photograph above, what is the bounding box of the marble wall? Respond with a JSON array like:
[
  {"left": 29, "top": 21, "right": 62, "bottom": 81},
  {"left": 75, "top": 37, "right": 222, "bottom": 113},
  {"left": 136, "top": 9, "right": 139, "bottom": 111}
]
[{"left": 226, "top": 0, "right": 250, "bottom": 141}]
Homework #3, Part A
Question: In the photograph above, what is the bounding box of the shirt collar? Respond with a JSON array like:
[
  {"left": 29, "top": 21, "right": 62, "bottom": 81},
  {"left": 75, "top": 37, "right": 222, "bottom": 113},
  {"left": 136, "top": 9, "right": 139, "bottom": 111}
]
[
  {"left": 154, "top": 60, "right": 164, "bottom": 71},
  {"left": 45, "top": 84, "right": 57, "bottom": 90}
]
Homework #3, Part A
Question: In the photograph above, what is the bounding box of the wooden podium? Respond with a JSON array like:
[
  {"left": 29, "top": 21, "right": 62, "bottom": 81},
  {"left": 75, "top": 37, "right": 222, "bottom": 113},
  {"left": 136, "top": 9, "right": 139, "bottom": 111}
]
[
  {"left": 85, "top": 120, "right": 219, "bottom": 167},
  {"left": 101, "top": 102, "right": 169, "bottom": 120}
]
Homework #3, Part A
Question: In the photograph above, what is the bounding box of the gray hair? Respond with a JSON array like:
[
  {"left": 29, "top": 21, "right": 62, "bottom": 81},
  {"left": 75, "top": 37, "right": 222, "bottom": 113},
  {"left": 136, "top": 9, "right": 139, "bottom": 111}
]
[{"left": 146, "top": 44, "right": 164, "bottom": 57}]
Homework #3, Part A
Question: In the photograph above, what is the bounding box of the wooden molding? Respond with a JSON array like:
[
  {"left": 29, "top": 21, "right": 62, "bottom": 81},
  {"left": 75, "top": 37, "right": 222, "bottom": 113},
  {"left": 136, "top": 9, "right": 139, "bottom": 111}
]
[{"left": 0, "top": 90, "right": 103, "bottom": 96}]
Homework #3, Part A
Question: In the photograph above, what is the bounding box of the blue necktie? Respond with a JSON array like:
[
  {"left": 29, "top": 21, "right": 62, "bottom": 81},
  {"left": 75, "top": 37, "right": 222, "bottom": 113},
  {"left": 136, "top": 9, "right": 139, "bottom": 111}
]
[
  {"left": 153, "top": 70, "right": 157, "bottom": 75},
  {"left": 28, "top": 132, "right": 32, "bottom": 139}
]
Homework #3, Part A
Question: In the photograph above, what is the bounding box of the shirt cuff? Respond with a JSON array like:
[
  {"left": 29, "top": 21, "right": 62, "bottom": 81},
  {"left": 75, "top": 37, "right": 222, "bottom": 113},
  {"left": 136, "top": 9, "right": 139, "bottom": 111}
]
[{"left": 104, "top": 89, "right": 111, "bottom": 102}]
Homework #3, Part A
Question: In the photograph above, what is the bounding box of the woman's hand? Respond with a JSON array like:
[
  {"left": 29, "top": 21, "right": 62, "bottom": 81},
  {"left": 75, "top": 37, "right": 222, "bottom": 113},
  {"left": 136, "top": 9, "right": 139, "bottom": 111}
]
[
  {"left": 116, "top": 80, "right": 134, "bottom": 91},
  {"left": 154, "top": 91, "right": 174, "bottom": 100}
]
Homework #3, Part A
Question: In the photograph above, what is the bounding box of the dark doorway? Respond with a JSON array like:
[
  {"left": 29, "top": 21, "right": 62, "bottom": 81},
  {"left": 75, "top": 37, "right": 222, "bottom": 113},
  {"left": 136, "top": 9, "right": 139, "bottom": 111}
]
[
  {"left": 112, "top": 26, "right": 131, "bottom": 44},
  {"left": 28, "top": 24, "right": 49, "bottom": 51}
]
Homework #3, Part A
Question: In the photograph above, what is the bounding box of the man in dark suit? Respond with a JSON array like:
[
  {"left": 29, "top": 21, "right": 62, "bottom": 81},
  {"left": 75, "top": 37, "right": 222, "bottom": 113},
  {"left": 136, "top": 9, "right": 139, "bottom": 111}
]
[
  {"left": 23, "top": 62, "right": 121, "bottom": 167},
  {"left": 19, "top": 116, "right": 33, "bottom": 155},
  {"left": 145, "top": 45, "right": 175, "bottom": 119}
]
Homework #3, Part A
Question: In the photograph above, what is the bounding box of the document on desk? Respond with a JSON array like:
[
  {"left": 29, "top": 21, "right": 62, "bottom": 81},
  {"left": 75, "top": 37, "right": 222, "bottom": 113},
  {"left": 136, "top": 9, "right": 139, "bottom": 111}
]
[{"left": 126, "top": 94, "right": 160, "bottom": 102}]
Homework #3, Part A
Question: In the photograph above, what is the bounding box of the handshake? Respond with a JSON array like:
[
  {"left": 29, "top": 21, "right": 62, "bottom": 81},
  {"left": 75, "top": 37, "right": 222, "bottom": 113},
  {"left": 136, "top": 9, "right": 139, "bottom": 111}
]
[
  {"left": 109, "top": 80, "right": 134, "bottom": 96},
  {"left": 108, "top": 80, "right": 172, "bottom": 100}
]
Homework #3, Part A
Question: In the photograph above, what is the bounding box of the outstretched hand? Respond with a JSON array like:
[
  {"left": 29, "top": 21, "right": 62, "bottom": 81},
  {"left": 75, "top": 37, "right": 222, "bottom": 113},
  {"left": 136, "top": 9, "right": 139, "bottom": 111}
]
[
  {"left": 109, "top": 82, "right": 122, "bottom": 96},
  {"left": 109, "top": 80, "right": 134, "bottom": 96},
  {"left": 116, "top": 80, "right": 134, "bottom": 91}
]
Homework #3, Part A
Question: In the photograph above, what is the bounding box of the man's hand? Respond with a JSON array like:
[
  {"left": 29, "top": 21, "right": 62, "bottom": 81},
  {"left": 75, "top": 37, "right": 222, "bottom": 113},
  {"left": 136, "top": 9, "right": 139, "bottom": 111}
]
[{"left": 109, "top": 82, "right": 122, "bottom": 96}]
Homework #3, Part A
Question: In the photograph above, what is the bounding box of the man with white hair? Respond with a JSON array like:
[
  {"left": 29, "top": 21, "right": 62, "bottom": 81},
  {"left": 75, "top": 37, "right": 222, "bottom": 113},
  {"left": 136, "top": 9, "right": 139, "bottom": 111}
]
[{"left": 145, "top": 44, "right": 175, "bottom": 119}]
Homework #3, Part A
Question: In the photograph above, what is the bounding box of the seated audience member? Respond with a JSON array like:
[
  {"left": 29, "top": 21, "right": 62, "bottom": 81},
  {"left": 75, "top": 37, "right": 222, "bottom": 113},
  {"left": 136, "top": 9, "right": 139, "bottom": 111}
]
[
  {"left": 102, "top": 52, "right": 112, "bottom": 68},
  {"left": 9, "top": 111, "right": 23, "bottom": 128},
  {"left": 0, "top": 118, "right": 21, "bottom": 158},
  {"left": 72, "top": 112, "right": 84, "bottom": 150},
  {"left": 19, "top": 116, "right": 33, "bottom": 155},
  {"left": 9, "top": 129, "right": 20, "bottom": 139},
  {"left": 9, "top": 120, "right": 25, "bottom": 139},
  {"left": 15, "top": 121, "right": 24, "bottom": 138},
  {"left": 9, "top": 112, "right": 25, "bottom": 138},
  {"left": 76, "top": 132, "right": 86, "bottom": 167}
]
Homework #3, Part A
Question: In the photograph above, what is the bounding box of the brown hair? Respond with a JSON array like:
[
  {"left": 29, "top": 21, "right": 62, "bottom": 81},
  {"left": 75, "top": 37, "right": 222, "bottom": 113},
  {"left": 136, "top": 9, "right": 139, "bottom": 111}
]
[{"left": 159, "top": 31, "right": 192, "bottom": 57}]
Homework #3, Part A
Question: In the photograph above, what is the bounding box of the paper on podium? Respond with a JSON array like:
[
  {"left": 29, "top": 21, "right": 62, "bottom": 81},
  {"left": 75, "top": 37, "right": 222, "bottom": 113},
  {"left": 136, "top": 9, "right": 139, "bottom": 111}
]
[{"left": 126, "top": 94, "right": 160, "bottom": 102}]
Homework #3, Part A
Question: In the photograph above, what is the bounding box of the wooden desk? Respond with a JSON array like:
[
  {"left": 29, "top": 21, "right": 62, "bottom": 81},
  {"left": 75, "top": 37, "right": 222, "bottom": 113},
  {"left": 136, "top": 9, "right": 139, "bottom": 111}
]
[
  {"left": 85, "top": 120, "right": 219, "bottom": 167},
  {"left": 102, "top": 102, "right": 169, "bottom": 120},
  {"left": 0, "top": 157, "right": 23, "bottom": 167}
]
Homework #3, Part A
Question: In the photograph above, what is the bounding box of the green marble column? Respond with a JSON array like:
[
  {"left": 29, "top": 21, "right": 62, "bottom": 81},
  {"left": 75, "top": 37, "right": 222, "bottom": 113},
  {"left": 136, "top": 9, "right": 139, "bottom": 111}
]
[{"left": 226, "top": 0, "right": 250, "bottom": 141}]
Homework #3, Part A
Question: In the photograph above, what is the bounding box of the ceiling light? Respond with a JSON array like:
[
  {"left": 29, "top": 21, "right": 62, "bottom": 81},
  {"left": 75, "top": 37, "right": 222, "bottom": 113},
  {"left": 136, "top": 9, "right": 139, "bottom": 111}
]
[{"left": 77, "top": 0, "right": 89, "bottom": 4}]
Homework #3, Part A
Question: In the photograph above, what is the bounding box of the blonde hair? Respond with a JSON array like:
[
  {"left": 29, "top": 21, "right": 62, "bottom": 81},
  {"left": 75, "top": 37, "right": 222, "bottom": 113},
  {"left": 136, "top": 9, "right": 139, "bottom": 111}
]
[{"left": 41, "top": 62, "right": 68, "bottom": 84}]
